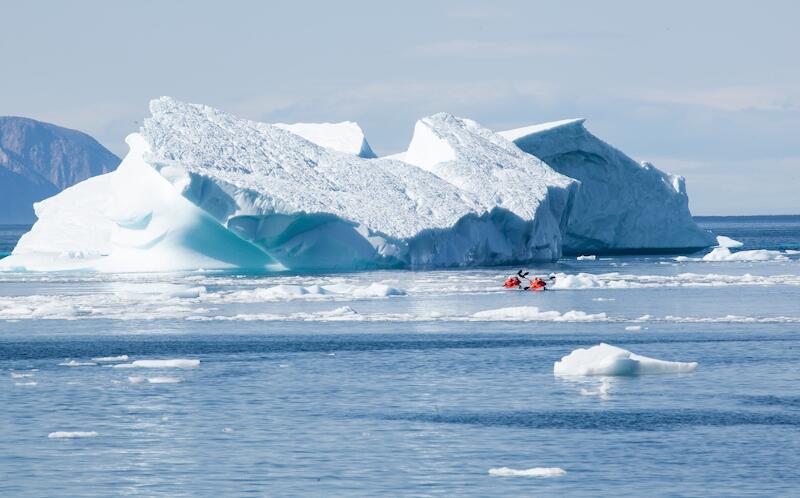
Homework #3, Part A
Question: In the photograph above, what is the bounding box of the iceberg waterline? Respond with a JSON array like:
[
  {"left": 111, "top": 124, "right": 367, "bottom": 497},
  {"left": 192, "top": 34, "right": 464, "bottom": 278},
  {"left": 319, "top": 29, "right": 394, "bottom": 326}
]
[{"left": 1, "top": 97, "right": 713, "bottom": 272}]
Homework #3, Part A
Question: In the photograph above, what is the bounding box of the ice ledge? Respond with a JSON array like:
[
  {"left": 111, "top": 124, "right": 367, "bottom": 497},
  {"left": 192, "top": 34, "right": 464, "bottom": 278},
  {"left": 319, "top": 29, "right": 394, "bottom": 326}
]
[{"left": 498, "top": 118, "right": 586, "bottom": 142}]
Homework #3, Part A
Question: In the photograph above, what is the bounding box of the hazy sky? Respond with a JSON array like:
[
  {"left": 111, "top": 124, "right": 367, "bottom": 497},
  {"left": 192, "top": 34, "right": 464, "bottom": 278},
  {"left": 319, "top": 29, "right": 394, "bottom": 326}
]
[{"left": 2, "top": 1, "right": 798, "bottom": 215}]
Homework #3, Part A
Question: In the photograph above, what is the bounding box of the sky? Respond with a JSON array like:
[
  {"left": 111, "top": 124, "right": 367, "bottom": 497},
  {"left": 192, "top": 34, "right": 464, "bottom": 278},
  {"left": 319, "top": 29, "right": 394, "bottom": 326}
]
[{"left": 2, "top": 0, "right": 798, "bottom": 215}]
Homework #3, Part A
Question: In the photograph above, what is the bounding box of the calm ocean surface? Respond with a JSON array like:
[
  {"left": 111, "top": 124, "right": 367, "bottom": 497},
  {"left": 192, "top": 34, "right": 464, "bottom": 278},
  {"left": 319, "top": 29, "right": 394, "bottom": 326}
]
[{"left": 1, "top": 216, "right": 799, "bottom": 497}]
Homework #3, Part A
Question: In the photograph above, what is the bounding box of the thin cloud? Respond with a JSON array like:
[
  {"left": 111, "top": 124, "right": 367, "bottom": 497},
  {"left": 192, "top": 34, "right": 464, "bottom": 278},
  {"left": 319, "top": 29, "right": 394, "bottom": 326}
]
[
  {"left": 637, "top": 87, "right": 799, "bottom": 112},
  {"left": 410, "top": 39, "right": 576, "bottom": 58}
]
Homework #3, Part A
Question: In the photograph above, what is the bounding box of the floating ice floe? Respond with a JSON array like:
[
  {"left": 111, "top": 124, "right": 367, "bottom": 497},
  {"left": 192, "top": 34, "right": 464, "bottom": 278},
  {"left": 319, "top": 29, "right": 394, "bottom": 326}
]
[
  {"left": 207, "top": 282, "right": 405, "bottom": 303},
  {"left": 128, "top": 375, "right": 181, "bottom": 384},
  {"left": 48, "top": 431, "right": 98, "bottom": 439},
  {"left": 700, "top": 247, "right": 789, "bottom": 262},
  {"left": 488, "top": 467, "right": 566, "bottom": 477},
  {"left": 552, "top": 271, "right": 800, "bottom": 289},
  {"left": 624, "top": 325, "right": 643, "bottom": 331},
  {"left": 91, "top": 355, "right": 129, "bottom": 362},
  {"left": 576, "top": 255, "right": 596, "bottom": 261},
  {"left": 114, "top": 359, "right": 199, "bottom": 369},
  {"left": 554, "top": 343, "right": 698, "bottom": 376},
  {"left": 58, "top": 360, "right": 97, "bottom": 367},
  {"left": 471, "top": 306, "right": 606, "bottom": 322}
]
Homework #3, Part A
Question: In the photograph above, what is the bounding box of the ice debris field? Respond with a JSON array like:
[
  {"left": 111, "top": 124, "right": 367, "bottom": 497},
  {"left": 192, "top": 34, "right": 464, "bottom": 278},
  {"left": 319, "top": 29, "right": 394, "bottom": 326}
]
[{"left": 0, "top": 97, "right": 718, "bottom": 273}]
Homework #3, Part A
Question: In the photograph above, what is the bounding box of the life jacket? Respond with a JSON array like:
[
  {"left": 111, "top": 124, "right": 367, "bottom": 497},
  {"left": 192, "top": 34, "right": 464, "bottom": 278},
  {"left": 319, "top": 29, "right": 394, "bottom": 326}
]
[
  {"left": 529, "top": 278, "right": 547, "bottom": 291},
  {"left": 503, "top": 277, "right": 521, "bottom": 288}
]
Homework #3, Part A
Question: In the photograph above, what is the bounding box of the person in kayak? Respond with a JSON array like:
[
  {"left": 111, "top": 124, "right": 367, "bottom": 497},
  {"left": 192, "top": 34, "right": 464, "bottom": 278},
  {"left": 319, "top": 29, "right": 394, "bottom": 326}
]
[
  {"left": 503, "top": 275, "right": 522, "bottom": 289},
  {"left": 504, "top": 271, "right": 556, "bottom": 291}
]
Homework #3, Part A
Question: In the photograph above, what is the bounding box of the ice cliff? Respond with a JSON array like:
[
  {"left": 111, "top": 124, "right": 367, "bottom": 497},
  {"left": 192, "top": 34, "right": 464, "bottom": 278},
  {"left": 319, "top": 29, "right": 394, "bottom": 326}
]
[
  {"left": 501, "top": 119, "right": 715, "bottom": 253},
  {"left": 1, "top": 98, "right": 577, "bottom": 272}
]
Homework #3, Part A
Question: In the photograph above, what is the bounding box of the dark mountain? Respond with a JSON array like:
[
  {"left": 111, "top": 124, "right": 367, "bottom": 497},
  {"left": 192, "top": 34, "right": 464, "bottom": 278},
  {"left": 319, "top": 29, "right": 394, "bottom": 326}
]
[{"left": 0, "top": 117, "right": 120, "bottom": 223}]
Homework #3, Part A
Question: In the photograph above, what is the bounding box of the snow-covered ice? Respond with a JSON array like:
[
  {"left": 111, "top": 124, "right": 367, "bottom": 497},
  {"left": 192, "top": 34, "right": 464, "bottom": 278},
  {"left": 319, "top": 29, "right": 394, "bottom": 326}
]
[
  {"left": 576, "top": 254, "right": 596, "bottom": 260},
  {"left": 716, "top": 235, "right": 744, "bottom": 248},
  {"left": 701, "top": 247, "right": 789, "bottom": 262},
  {"left": 554, "top": 343, "right": 698, "bottom": 376},
  {"left": 274, "top": 121, "right": 376, "bottom": 158},
  {"left": 488, "top": 467, "right": 566, "bottom": 477},
  {"left": 501, "top": 118, "right": 715, "bottom": 253}
]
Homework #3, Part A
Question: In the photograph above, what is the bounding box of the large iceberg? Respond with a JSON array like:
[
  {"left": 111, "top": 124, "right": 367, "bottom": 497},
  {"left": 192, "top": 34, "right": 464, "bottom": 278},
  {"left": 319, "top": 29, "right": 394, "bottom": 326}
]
[
  {"left": 500, "top": 119, "right": 715, "bottom": 254},
  {"left": 1, "top": 98, "right": 577, "bottom": 272}
]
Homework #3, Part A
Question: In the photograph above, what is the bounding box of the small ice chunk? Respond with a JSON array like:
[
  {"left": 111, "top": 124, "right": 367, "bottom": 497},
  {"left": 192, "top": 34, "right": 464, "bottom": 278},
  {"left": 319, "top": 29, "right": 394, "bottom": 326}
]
[
  {"left": 128, "top": 376, "right": 145, "bottom": 384},
  {"left": 624, "top": 325, "right": 643, "bottom": 331},
  {"left": 48, "top": 431, "right": 98, "bottom": 439},
  {"left": 59, "top": 360, "right": 97, "bottom": 367},
  {"left": 554, "top": 343, "right": 697, "bottom": 376},
  {"left": 114, "top": 359, "right": 200, "bottom": 369},
  {"left": 488, "top": 467, "right": 566, "bottom": 477},
  {"left": 92, "top": 355, "right": 129, "bottom": 362},
  {"left": 576, "top": 255, "right": 596, "bottom": 261},
  {"left": 10, "top": 372, "right": 34, "bottom": 378},
  {"left": 716, "top": 235, "right": 744, "bottom": 248},
  {"left": 146, "top": 376, "right": 181, "bottom": 384},
  {"left": 15, "top": 381, "right": 38, "bottom": 386},
  {"left": 223, "top": 427, "right": 234, "bottom": 433}
]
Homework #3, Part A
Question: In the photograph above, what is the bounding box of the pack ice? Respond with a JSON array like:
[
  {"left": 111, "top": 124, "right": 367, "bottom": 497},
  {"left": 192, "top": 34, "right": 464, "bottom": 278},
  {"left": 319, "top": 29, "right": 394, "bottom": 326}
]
[
  {"left": 501, "top": 119, "right": 715, "bottom": 253},
  {"left": 1, "top": 98, "right": 578, "bottom": 272}
]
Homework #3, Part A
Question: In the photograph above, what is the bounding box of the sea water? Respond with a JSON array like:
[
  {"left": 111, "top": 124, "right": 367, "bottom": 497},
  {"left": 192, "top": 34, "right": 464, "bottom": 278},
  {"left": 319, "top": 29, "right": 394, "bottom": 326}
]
[{"left": 1, "top": 216, "right": 799, "bottom": 496}]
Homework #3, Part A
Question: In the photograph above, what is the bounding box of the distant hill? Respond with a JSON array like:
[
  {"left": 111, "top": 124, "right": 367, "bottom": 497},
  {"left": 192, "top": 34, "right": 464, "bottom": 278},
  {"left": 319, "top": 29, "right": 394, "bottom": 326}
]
[{"left": 0, "top": 117, "right": 119, "bottom": 223}]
